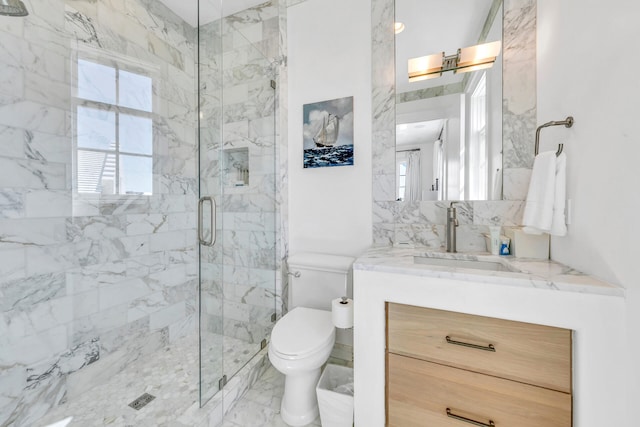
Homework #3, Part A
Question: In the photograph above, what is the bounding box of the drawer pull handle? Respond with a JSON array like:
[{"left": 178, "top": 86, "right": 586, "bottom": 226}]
[
  {"left": 445, "top": 336, "right": 496, "bottom": 352},
  {"left": 446, "top": 408, "right": 495, "bottom": 426}
]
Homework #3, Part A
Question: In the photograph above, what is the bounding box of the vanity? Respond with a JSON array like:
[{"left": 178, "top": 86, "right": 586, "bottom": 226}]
[
  {"left": 387, "top": 304, "right": 571, "bottom": 426},
  {"left": 353, "top": 247, "right": 627, "bottom": 427}
]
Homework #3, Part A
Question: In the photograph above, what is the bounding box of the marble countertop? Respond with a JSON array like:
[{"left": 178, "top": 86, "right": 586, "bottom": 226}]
[{"left": 354, "top": 246, "right": 624, "bottom": 297}]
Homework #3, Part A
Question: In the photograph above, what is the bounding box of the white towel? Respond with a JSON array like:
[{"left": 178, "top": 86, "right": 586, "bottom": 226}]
[{"left": 522, "top": 151, "right": 567, "bottom": 236}]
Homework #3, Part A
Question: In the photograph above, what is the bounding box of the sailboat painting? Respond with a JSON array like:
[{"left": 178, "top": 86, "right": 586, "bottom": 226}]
[{"left": 303, "top": 96, "right": 354, "bottom": 168}]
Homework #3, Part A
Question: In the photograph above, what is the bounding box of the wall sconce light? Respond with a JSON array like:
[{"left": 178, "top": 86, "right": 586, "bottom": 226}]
[
  {"left": 394, "top": 22, "right": 405, "bottom": 34},
  {"left": 408, "top": 40, "right": 501, "bottom": 82}
]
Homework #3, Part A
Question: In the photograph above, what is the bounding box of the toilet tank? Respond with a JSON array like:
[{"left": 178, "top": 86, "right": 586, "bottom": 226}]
[{"left": 287, "top": 252, "right": 355, "bottom": 311}]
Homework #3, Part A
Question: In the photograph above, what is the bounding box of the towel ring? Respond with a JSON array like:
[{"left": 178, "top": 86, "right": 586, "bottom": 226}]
[{"left": 535, "top": 116, "right": 574, "bottom": 156}]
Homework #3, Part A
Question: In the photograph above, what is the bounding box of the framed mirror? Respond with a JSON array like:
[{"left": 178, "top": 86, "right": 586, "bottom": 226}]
[{"left": 395, "top": 0, "right": 503, "bottom": 202}]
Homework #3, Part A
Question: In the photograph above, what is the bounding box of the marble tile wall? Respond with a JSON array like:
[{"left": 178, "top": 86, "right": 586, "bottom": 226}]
[
  {"left": 0, "top": 0, "right": 198, "bottom": 425},
  {"left": 371, "top": 0, "right": 537, "bottom": 248}
]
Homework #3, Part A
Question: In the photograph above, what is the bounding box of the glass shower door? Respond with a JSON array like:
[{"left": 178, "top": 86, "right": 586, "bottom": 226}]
[
  {"left": 198, "top": 0, "right": 225, "bottom": 406},
  {"left": 198, "top": 0, "right": 278, "bottom": 407}
]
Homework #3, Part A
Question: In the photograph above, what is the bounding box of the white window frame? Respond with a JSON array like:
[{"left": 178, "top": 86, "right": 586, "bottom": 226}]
[{"left": 396, "top": 155, "right": 408, "bottom": 201}]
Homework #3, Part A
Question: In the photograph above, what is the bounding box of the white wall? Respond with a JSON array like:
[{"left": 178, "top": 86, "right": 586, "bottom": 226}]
[
  {"left": 538, "top": 0, "right": 640, "bottom": 420},
  {"left": 287, "top": 0, "right": 372, "bottom": 257}
]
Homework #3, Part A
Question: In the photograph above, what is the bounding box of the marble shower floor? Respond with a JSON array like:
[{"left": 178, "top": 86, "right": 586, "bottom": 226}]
[{"left": 36, "top": 333, "right": 259, "bottom": 427}]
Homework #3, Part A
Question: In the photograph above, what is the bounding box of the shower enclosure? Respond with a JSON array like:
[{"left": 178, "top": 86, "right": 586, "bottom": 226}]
[{"left": 0, "top": 0, "right": 279, "bottom": 425}]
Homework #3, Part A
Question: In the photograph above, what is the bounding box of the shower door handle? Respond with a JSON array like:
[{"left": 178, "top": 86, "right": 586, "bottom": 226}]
[{"left": 198, "top": 196, "right": 216, "bottom": 246}]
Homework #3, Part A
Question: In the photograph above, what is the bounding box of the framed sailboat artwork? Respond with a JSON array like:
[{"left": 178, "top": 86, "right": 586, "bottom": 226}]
[{"left": 302, "top": 96, "right": 354, "bottom": 168}]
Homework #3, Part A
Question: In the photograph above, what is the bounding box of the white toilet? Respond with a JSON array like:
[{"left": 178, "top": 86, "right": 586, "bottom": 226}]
[{"left": 268, "top": 252, "right": 354, "bottom": 426}]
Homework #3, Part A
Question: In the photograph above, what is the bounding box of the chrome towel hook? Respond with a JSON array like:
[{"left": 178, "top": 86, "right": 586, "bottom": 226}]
[{"left": 534, "top": 116, "right": 574, "bottom": 156}]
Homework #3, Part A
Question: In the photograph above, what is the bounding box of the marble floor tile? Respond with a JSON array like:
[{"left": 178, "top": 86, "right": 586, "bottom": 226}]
[{"left": 223, "top": 366, "right": 323, "bottom": 427}]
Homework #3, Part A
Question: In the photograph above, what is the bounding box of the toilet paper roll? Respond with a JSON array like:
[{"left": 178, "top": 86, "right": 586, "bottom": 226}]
[{"left": 332, "top": 297, "right": 354, "bottom": 329}]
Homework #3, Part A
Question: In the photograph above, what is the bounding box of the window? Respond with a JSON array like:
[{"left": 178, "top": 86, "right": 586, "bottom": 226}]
[
  {"left": 75, "top": 58, "right": 153, "bottom": 195},
  {"left": 397, "top": 158, "right": 407, "bottom": 201},
  {"left": 468, "top": 72, "right": 488, "bottom": 200}
]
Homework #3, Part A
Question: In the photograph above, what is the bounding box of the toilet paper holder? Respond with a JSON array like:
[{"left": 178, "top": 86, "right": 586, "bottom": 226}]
[{"left": 332, "top": 296, "right": 354, "bottom": 329}]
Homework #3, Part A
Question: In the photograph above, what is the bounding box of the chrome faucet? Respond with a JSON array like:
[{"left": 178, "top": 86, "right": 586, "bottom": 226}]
[{"left": 446, "top": 202, "right": 459, "bottom": 253}]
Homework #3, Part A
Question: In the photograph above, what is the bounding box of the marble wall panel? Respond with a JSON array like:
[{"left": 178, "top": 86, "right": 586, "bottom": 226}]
[
  {"left": 0, "top": 248, "right": 26, "bottom": 282},
  {"left": 371, "top": 0, "right": 537, "bottom": 248},
  {"left": 25, "top": 190, "right": 73, "bottom": 218},
  {"left": 0, "top": 367, "right": 27, "bottom": 426},
  {"left": 26, "top": 244, "right": 78, "bottom": 276},
  {"left": 0, "top": 190, "right": 25, "bottom": 220},
  {"left": 0, "top": 127, "right": 26, "bottom": 160},
  {"left": 125, "top": 213, "right": 169, "bottom": 235},
  {"left": 0, "top": 324, "right": 68, "bottom": 368},
  {"left": 0, "top": 157, "right": 67, "bottom": 190}
]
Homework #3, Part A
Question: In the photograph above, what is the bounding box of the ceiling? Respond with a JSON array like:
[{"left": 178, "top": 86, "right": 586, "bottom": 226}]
[
  {"left": 395, "top": 0, "right": 496, "bottom": 95},
  {"left": 396, "top": 119, "right": 444, "bottom": 147},
  {"left": 157, "top": 0, "right": 267, "bottom": 26}
]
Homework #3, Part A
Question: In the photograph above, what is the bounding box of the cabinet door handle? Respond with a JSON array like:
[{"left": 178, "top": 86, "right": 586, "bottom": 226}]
[
  {"left": 445, "top": 336, "right": 496, "bottom": 352},
  {"left": 446, "top": 408, "right": 495, "bottom": 426}
]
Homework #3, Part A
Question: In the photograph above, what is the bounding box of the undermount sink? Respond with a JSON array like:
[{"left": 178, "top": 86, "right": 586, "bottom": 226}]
[{"left": 413, "top": 255, "right": 516, "bottom": 272}]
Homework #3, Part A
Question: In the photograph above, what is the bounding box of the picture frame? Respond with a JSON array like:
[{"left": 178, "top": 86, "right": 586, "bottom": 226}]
[{"left": 302, "top": 96, "right": 354, "bottom": 168}]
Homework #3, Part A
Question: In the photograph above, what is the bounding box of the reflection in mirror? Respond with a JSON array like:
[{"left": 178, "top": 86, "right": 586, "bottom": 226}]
[{"left": 395, "top": 0, "right": 503, "bottom": 201}]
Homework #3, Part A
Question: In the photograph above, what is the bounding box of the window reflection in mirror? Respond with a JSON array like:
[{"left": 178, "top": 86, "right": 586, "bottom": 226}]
[{"left": 395, "top": 0, "right": 502, "bottom": 201}]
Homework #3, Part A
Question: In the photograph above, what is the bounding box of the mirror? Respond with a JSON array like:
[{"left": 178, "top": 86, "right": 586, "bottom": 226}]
[{"left": 395, "top": 0, "right": 503, "bottom": 201}]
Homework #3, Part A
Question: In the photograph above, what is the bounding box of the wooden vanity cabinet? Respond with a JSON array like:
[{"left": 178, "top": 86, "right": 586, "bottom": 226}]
[{"left": 386, "top": 303, "right": 572, "bottom": 427}]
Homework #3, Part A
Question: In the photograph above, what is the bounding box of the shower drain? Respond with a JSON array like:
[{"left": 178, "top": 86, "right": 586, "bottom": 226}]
[{"left": 128, "top": 393, "right": 155, "bottom": 410}]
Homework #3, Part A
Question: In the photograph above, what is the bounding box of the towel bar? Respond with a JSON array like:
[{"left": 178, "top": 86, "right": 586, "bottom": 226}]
[{"left": 534, "top": 116, "right": 574, "bottom": 156}]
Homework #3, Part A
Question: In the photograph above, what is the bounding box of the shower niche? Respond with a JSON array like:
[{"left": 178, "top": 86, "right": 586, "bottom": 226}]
[{"left": 223, "top": 147, "right": 249, "bottom": 188}]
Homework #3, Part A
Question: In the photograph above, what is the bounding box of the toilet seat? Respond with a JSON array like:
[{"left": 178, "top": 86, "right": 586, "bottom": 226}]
[{"left": 271, "top": 307, "right": 335, "bottom": 359}]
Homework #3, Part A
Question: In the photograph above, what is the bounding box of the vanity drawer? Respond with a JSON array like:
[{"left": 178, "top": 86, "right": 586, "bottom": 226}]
[
  {"left": 387, "top": 353, "right": 572, "bottom": 427},
  {"left": 387, "top": 303, "right": 572, "bottom": 393}
]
